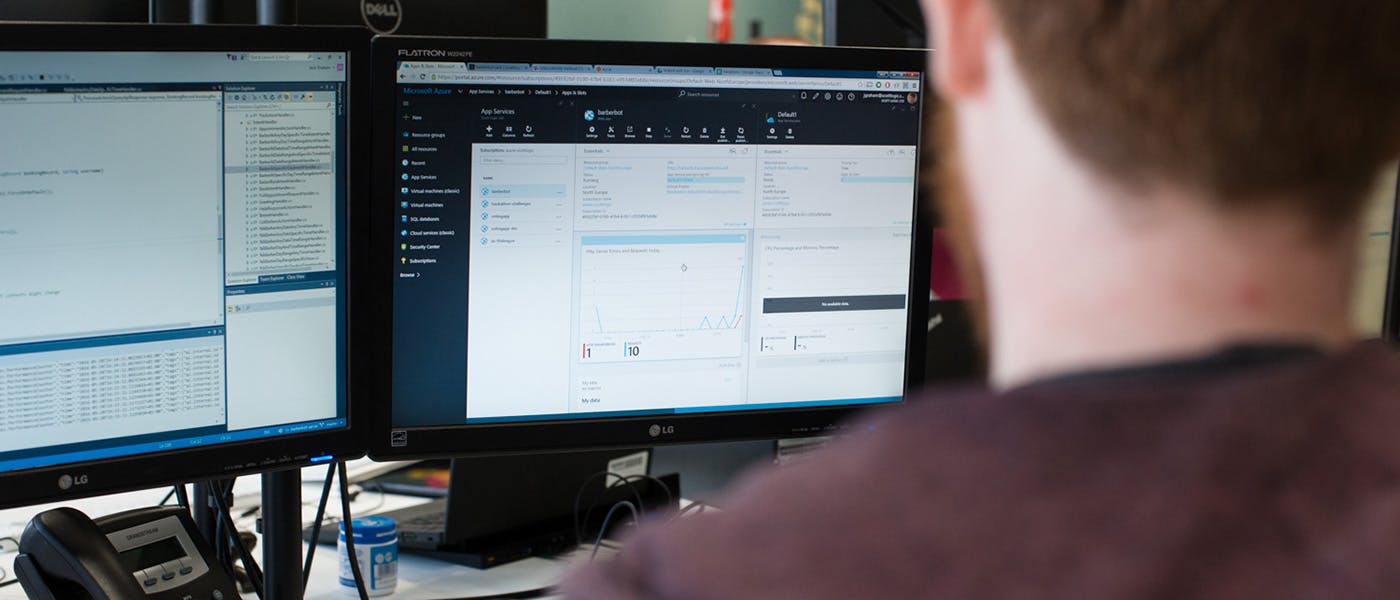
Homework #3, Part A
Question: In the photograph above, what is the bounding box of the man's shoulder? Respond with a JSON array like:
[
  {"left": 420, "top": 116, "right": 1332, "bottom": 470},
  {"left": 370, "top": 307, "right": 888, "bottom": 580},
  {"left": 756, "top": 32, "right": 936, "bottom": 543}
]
[
  {"left": 890, "top": 340, "right": 1400, "bottom": 450},
  {"left": 563, "top": 341, "right": 1400, "bottom": 599}
]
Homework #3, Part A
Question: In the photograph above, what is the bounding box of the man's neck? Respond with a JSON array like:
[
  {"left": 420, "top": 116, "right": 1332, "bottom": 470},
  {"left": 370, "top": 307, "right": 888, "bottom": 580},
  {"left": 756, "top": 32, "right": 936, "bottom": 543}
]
[
  {"left": 950, "top": 36, "right": 1361, "bottom": 390},
  {"left": 981, "top": 189, "right": 1358, "bottom": 390}
]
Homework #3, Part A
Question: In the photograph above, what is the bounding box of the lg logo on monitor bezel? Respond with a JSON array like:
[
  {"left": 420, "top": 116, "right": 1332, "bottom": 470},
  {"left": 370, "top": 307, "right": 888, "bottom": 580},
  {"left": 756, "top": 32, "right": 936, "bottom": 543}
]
[
  {"left": 57, "top": 473, "right": 90, "bottom": 490},
  {"left": 648, "top": 424, "right": 675, "bottom": 438}
]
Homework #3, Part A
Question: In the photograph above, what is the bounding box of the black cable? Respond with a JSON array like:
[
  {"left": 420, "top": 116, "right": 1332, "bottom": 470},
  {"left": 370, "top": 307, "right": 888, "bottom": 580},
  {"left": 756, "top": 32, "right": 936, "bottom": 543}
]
[
  {"left": 159, "top": 487, "right": 177, "bottom": 506},
  {"left": 574, "top": 471, "right": 642, "bottom": 545},
  {"left": 212, "top": 480, "right": 262, "bottom": 595},
  {"left": 572, "top": 471, "right": 645, "bottom": 547},
  {"left": 303, "top": 462, "right": 337, "bottom": 587},
  {"left": 337, "top": 461, "right": 370, "bottom": 600},
  {"left": 0, "top": 578, "right": 17, "bottom": 588},
  {"left": 590, "top": 501, "right": 639, "bottom": 561},
  {"left": 583, "top": 473, "right": 677, "bottom": 538},
  {"left": 350, "top": 483, "right": 388, "bottom": 515},
  {"left": 617, "top": 473, "right": 674, "bottom": 509},
  {"left": 209, "top": 481, "right": 265, "bottom": 599},
  {"left": 174, "top": 484, "right": 190, "bottom": 508},
  {"left": 211, "top": 480, "right": 229, "bottom": 566},
  {"left": 214, "top": 499, "right": 226, "bottom": 562},
  {"left": 337, "top": 482, "right": 388, "bottom": 522}
]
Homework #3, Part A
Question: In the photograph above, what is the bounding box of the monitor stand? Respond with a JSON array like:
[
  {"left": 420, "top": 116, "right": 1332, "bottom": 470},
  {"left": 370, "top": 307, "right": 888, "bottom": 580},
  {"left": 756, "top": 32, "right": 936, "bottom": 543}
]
[{"left": 261, "top": 469, "right": 303, "bottom": 599}]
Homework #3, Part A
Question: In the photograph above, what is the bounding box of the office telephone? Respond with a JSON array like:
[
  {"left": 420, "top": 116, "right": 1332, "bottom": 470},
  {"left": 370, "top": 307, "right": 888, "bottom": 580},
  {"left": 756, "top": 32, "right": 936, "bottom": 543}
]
[{"left": 15, "top": 505, "right": 239, "bottom": 600}]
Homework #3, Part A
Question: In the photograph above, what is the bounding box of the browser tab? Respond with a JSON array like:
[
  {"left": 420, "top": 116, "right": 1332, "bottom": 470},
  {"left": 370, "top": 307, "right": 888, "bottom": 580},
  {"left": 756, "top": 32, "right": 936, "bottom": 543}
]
[
  {"left": 400, "top": 61, "right": 467, "bottom": 71},
  {"left": 532, "top": 64, "right": 596, "bottom": 73},
  {"left": 469, "top": 62, "right": 533, "bottom": 72},
  {"left": 247, "top": 52, "right": 317, "bottom": 62},
  {"left": 656, "top": 66, "right": 716, "bottom": 75},
  {"left": 595, "top": 65, "right": 656, "bottom": 74},
  {"left": 716, "top": 67, "right": 773, "bottom": 77}
]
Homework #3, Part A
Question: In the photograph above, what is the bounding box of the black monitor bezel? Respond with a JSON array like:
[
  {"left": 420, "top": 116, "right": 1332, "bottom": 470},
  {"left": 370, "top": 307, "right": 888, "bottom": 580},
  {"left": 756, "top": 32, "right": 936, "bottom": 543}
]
[
  {"left": 0, "top": 23, "right": 373, "bottom": 509},
  {"left": 369, "top": 35, "right": 933, "bottom": 459}
]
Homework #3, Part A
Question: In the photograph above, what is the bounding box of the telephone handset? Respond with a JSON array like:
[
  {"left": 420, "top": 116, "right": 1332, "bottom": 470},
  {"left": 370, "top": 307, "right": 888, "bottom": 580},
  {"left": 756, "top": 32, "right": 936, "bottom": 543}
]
[{"left": 15, "top": 505, "right": 240, "bottom": 600}]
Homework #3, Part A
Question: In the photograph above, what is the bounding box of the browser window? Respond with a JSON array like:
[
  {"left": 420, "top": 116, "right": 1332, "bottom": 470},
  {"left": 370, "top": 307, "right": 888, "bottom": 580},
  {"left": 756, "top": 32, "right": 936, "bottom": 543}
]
[{"left": 390, "top": 61, "right": 923, "bottom": 424}]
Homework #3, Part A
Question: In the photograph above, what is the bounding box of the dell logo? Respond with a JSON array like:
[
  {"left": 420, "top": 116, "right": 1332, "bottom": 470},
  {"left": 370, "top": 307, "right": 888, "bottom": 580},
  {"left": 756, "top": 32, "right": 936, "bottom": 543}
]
[
  {"left": 364, "top": 1, "right": 398, "bottom": 17},
  {"left": 648, "top": 424, "right": 675, "bottom": 438},
  {"left": 361, "top": 0, "right": 403, "bottom": 34},
  {"left": 57, "top": 474, "right": 89, "bottom": 490}
]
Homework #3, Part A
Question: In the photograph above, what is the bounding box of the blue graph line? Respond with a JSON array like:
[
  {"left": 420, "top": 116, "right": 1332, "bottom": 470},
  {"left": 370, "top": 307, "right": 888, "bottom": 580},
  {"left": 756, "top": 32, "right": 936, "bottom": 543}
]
[
  {"left": 698, "top": 265, "right": 744, "bottom": 330},
  {"left": 698, "top": 315, "right": 742, "bottom": 329},
  {"left": 590, "top": 264, "right": 746, "bottom": 333},
  {"left": 730, "top": 266, "right": 743, "bottom": 320}
]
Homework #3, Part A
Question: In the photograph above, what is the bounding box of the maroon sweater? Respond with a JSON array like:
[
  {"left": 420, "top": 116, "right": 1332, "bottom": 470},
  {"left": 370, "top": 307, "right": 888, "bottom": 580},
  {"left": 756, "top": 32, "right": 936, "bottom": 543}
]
[{"left": 563, "top": 341, "right": 1400, "bottom": 599}]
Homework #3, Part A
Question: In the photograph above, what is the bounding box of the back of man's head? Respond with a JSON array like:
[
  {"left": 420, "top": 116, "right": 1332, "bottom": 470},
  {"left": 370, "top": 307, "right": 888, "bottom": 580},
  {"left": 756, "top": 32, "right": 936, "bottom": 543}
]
[
  {"left": 987, "top": 0, "right": 1400, "bottom": 223},
  {"left": 927, "top": 0, "right": 1400, "bottom": 385}
]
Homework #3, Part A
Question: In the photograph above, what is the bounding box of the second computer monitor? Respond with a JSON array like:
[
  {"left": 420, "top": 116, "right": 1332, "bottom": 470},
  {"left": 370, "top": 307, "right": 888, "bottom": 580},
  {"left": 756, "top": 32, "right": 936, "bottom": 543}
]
[
  {"left": 373, "top": 37, "right": 931, "bottom": 457},
  {"left": 0, "top": 24, "right": 368, "bottom": 509}
]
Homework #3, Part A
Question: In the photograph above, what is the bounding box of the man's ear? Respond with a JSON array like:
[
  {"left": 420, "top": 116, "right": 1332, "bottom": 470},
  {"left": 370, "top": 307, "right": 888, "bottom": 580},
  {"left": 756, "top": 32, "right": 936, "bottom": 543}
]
[{"left": 928, "top": 0, "right": 992, "bottom": 98}]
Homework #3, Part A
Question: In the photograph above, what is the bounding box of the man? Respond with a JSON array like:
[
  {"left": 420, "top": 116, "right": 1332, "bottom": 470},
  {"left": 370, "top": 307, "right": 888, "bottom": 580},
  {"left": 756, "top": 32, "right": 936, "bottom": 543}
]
[{"left": 565, "top": 0, "right": 1400, "bottom": 597}]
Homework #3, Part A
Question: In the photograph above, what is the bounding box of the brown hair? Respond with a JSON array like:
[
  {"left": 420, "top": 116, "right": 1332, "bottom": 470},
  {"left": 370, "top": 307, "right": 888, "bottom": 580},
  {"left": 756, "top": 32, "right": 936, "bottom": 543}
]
[{"left": 986, "top": 1, "right": 1400, "bottom": 224}]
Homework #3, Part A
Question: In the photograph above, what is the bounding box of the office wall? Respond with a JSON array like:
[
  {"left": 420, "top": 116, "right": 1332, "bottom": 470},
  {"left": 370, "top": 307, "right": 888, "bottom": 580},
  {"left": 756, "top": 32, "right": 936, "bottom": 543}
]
[
  {"left": 548, "top": 0, "right": 803, "bottom": 43},
  {"left": 0, "top": 0, "right": 147, "bottom": 20},
  {"left": 0, "top": 0, "right": 547, "bottom": 36},
  {"left": 834, "top": 0, "right": 925, "bottom": 47}
]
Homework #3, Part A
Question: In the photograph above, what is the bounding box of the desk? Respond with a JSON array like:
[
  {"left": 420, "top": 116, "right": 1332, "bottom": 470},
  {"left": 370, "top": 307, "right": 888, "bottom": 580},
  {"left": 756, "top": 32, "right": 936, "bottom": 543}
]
[
  {"left": 302, "top": 550, "right": 568, "bottom": 599},
  {"left": 0, "top": 461, "right": 578, "bottom": 599}
]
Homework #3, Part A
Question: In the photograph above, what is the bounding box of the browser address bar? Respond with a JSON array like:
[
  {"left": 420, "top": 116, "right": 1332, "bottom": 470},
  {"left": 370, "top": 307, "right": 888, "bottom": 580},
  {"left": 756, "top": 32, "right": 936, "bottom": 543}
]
[{"left": 397, "top": 70, "right": 911, "bottom": 91}]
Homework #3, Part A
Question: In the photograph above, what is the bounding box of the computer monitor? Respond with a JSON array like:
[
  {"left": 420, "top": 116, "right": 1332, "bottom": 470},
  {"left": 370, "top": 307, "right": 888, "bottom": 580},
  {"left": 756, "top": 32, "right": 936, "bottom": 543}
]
[
  {"left": 1379, "top": 166, "right": 1400, "bottom": 339},
  {"left": 371, "top": 37, "right": 931, "bottom": 457},
  {"left": 0, "top": 24, "right": 369, "bottom": 509},
  {"left": 1357, "top": 164, "right": 1398, "bottom": 336}
]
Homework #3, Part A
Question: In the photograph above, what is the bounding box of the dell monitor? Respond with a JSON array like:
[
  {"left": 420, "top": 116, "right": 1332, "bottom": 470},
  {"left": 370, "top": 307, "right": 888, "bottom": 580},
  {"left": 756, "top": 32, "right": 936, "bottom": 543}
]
[
  {"left": 371, "top": 37, "right": 931, "bottom": 458},
  {"left": 0, "top": 24, "right": 368, "bottom": 509}
]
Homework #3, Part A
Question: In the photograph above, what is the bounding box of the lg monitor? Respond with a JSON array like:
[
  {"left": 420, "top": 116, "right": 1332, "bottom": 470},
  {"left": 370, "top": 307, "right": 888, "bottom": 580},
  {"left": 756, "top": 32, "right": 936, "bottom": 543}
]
[
  {"left": 1356, "top": 165, "right": 1397, "bottom": 335},
  {"left": 0, "top": 24, "right": 369, "bottom": 509},
  {"left": 371, "top": 36, "right": 931, "bottom": 458},
  {"left": 1379, "top": 166, "right": 1400, "bottom": 338}
]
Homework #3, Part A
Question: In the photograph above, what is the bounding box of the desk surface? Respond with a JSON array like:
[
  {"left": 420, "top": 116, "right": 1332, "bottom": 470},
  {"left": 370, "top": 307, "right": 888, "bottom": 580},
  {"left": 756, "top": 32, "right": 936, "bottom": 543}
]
[
  {"left": 303, "top": 551, "right": 568, "bottom": 600},
  {"left": 0, "top": 461, "right": 578, "bottom": 599}
]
